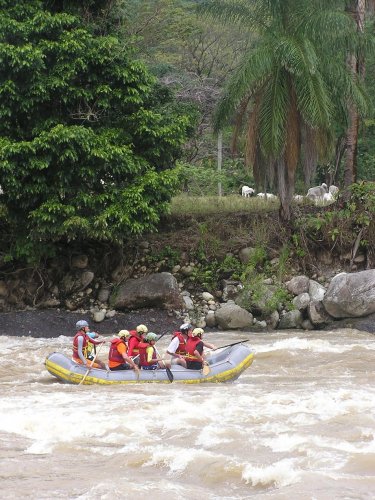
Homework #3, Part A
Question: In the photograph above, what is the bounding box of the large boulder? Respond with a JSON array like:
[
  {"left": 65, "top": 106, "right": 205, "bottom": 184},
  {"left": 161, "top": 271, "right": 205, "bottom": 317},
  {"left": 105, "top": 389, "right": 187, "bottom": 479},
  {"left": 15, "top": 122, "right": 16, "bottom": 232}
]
[
  {"left": 215, "top": 301, "right": 253, "bottom": 330},
  {"left": 110, "top": 272, "right": 182, "bottom": 310},
  {"left": 323, "top": 270, "right": 375, "bottom": 318}
]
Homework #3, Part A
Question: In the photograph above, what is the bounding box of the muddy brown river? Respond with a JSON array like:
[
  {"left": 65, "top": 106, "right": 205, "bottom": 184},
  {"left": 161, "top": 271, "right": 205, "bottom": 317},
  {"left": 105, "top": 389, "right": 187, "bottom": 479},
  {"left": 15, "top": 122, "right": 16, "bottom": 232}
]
[{"left": 0, "top": 329, "right": 374, "bottom": 499}]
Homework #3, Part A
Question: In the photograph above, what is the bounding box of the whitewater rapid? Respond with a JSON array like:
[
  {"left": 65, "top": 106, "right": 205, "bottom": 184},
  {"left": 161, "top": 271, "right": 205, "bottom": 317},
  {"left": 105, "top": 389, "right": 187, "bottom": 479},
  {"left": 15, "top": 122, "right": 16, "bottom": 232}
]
[{"left": 0, "top": 329, "right": 374, "bottom": 499}]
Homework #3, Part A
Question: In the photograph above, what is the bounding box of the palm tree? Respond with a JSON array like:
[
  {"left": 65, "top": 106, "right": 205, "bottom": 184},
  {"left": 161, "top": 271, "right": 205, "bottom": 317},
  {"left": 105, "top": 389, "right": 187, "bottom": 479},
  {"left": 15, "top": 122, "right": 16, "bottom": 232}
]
[
  {"left": 200, "top": 0, "right": 367, "bottom": 221},
  {"left": 343, "top": 0, "right": 375, "bottom": 191}
]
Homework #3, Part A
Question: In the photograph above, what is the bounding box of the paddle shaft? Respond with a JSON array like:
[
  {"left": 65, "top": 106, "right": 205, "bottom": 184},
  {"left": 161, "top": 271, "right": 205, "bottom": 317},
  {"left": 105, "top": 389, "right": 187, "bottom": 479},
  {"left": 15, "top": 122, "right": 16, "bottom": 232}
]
[
  {"left": 154, "top": 345, "right": 174, "bottom": 383},
  {"left": 212, "top": 339, "right": 250, "bottom": 351},
  {"left": 79, "top": 342, "right": 104, "bottom": 385}
]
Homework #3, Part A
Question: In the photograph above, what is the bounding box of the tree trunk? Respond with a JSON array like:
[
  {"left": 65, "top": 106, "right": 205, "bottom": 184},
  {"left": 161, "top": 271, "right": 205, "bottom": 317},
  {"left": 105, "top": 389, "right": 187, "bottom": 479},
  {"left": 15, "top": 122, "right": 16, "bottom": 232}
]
[{"left": 344, "top": 0, "right": 365, "bottom": 192}]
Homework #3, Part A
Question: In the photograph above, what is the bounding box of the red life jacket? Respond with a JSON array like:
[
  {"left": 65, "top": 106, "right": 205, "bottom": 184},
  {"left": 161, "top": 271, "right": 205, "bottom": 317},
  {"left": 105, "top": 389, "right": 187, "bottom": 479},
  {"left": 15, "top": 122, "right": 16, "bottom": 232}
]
[
  {"left": 127, "top": 330, "right": 141, "bottom": 356},
  {"left": 72, "top": 331, "right": 90, "bottom": 360},
  {"left": 172, "top": 331, "right": 186, "bottom": 354},
  {"left": 184, "top": 337, "right": 202, "bottom": 362},
  {"left": 108, "top": 338, "right": 127, "bottom": 364},
  {"left": 138, "top": 342, "right": 157, "bottom": 367}
]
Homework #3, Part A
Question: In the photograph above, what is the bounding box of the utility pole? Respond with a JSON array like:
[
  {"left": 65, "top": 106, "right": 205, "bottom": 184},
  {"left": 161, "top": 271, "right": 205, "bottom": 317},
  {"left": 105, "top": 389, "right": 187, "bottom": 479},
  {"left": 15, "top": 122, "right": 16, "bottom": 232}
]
[{"left": 217, "top": 131, "right": 222, "bottom": 196}]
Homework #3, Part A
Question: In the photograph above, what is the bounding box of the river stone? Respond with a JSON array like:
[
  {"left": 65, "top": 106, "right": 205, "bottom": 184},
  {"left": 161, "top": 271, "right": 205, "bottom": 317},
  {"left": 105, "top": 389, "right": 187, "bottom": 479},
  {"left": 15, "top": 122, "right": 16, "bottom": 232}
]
[
  {"left": 322, "top": 312, "right": 375, "bottom": 333},
  {"left": 205, "top": 310, "right": 217, "bottom": 327},
  {"left": 309, "top": 280, "right": 326, "bottom": 302},
  {"left": 215, "top": 301, "right": 253, "bottom": 330},
  {"left": 202, "top": 291, "right": 214, "bottom": 301},
  {"left": 182, "top": 295, "right": 194, "bottom": 310},
  {"left": 307, "top": 301, "right": 332, "bottom": 326},
  {"left": 286, "top": 275, "right": 310, "bottom": 295},
  {"left": 278, "top": 310, "right": 303, "bottom": 329},
  {"left": 110, "top": 272, "right": 182, "bottom": 310},
  {"left": 323, "top": 269, "right": 375, "bottom": 318},
  {"left": 61, "top": 270, "right": 94, "bottom": 294},
  {"left": 293, "top": 292, "right": 310, "bottom": 310},
  {"left": 71, "top": 254, "right": 88, "bottom": 269},
  {"left": 97, "top": 287, "right": 110, "bottom": 303}
]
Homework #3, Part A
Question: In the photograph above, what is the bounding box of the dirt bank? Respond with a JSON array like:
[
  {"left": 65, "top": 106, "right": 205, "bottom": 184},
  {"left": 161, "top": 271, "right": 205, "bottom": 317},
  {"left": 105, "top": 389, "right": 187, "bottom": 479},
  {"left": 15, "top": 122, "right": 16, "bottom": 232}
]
[{"left": 0, "top": 308, "right": 182, "bottom": 338}]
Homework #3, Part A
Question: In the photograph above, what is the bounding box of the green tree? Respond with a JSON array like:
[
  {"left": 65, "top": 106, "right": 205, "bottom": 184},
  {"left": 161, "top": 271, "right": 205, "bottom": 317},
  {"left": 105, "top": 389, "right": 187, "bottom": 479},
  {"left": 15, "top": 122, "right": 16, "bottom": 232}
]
[
  {"left": 201, "top": 0, "right": 367, "bottom": 221},
  {"left": 0, "top": 0, "right": 191, "bottom": 260}
]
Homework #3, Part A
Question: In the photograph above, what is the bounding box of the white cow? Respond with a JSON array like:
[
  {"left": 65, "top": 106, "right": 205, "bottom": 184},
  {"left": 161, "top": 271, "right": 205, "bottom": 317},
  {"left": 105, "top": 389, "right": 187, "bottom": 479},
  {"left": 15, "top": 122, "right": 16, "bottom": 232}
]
[
  {"left": 257, "top": 192, "right": 277, "bottom": 200},
  {"left": 241, "top": 185, "right": 255, "bottom": 197},
  {"left": 293, "top": 194, "right": 304, "bottom": 204},
  {"left": 307, "top": 183, "right": 328, "bottom": 200},
  {"left": 329, "top": 185, "right": 339, "bottom": 196}
]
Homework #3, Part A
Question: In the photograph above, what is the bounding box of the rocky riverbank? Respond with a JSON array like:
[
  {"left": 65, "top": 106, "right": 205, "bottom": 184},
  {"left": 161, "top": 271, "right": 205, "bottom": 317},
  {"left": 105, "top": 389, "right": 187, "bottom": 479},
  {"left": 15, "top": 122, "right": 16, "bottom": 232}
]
[{"left": 1, "top": 211, "right": 374, "bottom": 336}]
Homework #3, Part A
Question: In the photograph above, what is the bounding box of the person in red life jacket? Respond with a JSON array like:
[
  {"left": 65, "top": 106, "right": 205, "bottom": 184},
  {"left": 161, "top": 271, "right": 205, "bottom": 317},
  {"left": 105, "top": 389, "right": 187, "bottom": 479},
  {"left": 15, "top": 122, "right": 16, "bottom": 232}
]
[
  {"left": 166, "top": 322, "right": 191, "bottom": 368},
  {"left": 184, "top": 327, "right": 209, "bottom": 370},
  {"left": 127, "top": 324, "right": 148, "bottom": 359},
  {"left": 108, "top": 330, "right": 139, "bottom": 373},
  {"left": 72, "top": 320, "right": 106, "bottom": 369},
  {"left": 138, "top": 332, "right": 163, "bottom": 370}
]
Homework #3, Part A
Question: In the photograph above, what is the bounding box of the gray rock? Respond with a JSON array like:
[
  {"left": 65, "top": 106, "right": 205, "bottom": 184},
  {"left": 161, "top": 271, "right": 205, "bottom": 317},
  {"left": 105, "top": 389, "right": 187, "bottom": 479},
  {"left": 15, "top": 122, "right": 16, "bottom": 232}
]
[
  {"left": 71, "top": 254, "right": 88, "bottom": 269},
  {"left": 202, "top": 291, "right": 214, "bottom": 301},
  {"left": 97, "top": 287, "right": 110, "bottom": 303},
  {"left": 182, "top": 295, "right": 194, "bottom": 310},
  {"left": 309, "top": 280, "right": 326, "bottom": 302},
  {"left": 61, "top": 270, "right": 94, "bottom": 295},
  {"left": 293, "top": 292, "right": 310, "bottom": 310},
  {"left": 110, "top": 272, "right": 182, "bottom": 310},
  {"left": 307, "top": 301, "right": 332, "bottom": 326},
  {"left": 215, "top": 301, "right": 253, "bottom": 330},
  {"left": 286, "top": 275, "right": 310, "bottom": 295},
  {"left": 205, "top": 310, "right": 217, "bottom": 327},
  {"left": 93, "top": 310, "right": 106, "bottom": 322},
  {"left": 323, "top": 270, "right": 375, "bottom": 318},
  {"left": 322, "top": 312, "right": 375, "bottom": 333},
  {"left": 278, "top": 310, "right": 303, "bottom": 329}
]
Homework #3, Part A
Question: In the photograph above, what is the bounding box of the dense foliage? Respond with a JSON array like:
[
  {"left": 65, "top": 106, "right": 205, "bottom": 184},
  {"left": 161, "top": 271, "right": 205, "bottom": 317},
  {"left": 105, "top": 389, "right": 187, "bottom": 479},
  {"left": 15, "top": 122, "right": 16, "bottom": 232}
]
[{"left": 0, "top": 0, "right": 191, "bottom": 260}]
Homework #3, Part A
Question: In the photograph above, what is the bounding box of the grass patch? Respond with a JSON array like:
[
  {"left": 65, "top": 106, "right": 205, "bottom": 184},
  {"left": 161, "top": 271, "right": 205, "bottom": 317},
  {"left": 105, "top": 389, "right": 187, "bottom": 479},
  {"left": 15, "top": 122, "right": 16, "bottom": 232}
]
[{"left": 170, "top": 194, "right": 279, "bottom": 215}]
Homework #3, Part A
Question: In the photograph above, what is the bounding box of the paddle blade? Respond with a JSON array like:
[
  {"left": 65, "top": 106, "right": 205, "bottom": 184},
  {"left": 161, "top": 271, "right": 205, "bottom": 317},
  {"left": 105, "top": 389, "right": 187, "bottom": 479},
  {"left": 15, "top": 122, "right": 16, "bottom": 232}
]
[
  {"left": 166, "top": 366, "right": 174, "bottom": 383},
  {"left": 202, "top": 364, "right": 211, "bottom": 376}
]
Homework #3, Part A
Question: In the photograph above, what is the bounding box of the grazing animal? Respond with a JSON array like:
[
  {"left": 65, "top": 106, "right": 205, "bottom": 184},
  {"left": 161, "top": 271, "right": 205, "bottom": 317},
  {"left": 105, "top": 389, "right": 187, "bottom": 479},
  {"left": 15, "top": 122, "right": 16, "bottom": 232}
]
[
  {"left": 257, "top": 192, "right": 277, "bottom": 200},
  {"left": 307, "top": 183, "right": 339, "bottom": 206},
  {"left": 307, "top": 183, "right": 328, "bottom": 200},
  {"left": 241, "top": 185, "right": 255, "bottom": 197},
  {"left": 323, "top": 192, "right": 334, "bottom": 204},
  {"left": 329, "top": 185, "right": 339, "bottom": 196},
  {"left": 293, "top": 194, "right": 304, "bottom": 203}
]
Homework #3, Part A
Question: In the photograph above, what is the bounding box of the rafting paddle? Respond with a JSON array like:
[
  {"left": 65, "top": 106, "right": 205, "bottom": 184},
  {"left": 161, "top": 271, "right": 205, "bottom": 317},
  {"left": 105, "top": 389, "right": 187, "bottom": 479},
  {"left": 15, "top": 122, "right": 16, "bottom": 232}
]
[
  {"left": 79, "top": 342, "right": 104, "bottom": 385},
  {"left": 211, "top": 339, "right": 250, "bottom": 351},
  {"left": 202, "top": 361, "right": 210, "bottom": 376},
  {"left": 154, "top": 345, "right": 174, "bottom": 383}
]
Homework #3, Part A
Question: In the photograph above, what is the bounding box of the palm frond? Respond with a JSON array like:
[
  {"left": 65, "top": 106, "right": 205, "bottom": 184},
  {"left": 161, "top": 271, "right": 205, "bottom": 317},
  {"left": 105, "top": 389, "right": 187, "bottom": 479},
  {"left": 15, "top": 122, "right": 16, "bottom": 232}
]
[
  {"left": 294, "top": 69, "right": 332, "bottom": 128},
  {"left": 213, "top": 44, "right": 274, "bottom": 131},
  {"left": 258, "top": 68, "right": 289, "bottom": 157}
]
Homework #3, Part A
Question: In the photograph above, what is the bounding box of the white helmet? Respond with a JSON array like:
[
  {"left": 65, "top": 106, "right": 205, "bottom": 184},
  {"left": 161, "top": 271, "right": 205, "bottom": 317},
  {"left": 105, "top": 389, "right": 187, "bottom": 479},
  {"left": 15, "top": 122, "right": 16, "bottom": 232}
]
[
  {"left": 192, "top": 328, "right": 204, "bottom": 337},
  {"left": 118, "top": 329, "right": 130, "bottom": 339},
  {"left": 136, "top": 324, "right": 148, "bottom": 334},
  {"left": 76, "top": 320, "right": 89, "bottom": 330}
]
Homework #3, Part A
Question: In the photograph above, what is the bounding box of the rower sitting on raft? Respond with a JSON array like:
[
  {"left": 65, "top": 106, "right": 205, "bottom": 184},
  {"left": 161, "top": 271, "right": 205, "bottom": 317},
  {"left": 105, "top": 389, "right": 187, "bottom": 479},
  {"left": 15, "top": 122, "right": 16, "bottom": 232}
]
[
  {"left": 166, "top": 324, "right": 216, "bottom": 368},
  {"left": 184, "top": 328, "right": 209, "bottom": 370},
  {"left": 108, "top": 330, "right": 139, "bottom": 372},
  {"left": 127, "top": 324, "right": 148, "bottom": 360},
  {"left": 72, "top": 320, "right": 106, "bottom": 369},
  {"left": 138, "top": 332, "right": 164, "bottom": 370}
]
